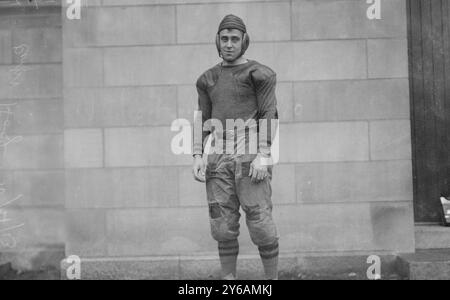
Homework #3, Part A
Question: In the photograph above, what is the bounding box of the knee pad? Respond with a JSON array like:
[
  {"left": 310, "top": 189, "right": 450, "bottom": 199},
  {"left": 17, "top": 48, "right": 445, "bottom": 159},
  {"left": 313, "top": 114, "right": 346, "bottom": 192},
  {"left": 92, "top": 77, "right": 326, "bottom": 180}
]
[
  {"left": 210, "top": 217, "right": 240, "bottom": 242},
  {"left": 211, "top": 222, "right": 235, "bottom": 242},
  {"left": 244, "top": 206, "right": 278, "bottom": 246}
]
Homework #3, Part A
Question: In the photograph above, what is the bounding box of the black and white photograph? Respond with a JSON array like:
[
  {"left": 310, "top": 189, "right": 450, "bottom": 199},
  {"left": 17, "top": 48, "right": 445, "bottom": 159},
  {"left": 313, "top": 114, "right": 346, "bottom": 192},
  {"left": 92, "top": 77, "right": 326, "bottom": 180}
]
[{"left": 0, "top": 0, "right": 449, "bottom": 284}]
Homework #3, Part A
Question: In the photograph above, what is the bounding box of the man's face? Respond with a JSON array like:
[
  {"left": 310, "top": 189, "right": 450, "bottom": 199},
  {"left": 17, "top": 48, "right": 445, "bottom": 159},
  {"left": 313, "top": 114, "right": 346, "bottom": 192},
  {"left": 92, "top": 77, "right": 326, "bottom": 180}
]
[{"left": 219, "top": 29, "right": 244, "bottom": 62}]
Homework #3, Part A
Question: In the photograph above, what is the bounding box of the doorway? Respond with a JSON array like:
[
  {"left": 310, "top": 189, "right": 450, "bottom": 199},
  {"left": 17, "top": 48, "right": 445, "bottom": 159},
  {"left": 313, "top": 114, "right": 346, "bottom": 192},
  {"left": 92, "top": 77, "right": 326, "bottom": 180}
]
[{"left": 408, "top": 0, "right": 450, "bottom": 222}]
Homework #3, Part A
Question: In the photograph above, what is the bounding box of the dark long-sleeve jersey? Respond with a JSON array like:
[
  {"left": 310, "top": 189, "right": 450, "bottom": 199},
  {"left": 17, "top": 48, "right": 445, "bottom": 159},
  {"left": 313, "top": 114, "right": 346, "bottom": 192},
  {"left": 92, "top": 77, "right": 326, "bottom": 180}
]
[{"left": 193, "top": 59, "right": 278, "bottom": 156}]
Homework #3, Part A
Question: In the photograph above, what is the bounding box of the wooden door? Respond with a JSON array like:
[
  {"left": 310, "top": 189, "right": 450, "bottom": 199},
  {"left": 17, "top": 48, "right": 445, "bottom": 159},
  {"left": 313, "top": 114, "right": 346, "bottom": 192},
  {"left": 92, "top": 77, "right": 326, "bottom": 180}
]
[{"left": 408, "top": 0, "right": 450, "bottom": 222}]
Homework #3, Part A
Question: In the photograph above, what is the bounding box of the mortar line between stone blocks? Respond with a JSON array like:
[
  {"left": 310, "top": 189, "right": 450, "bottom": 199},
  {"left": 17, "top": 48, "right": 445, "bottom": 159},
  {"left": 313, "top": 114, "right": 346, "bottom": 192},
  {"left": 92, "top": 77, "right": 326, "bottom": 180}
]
[
  {"left": 292, "top": 81, "right": 298, "bottom": 205},
  {"left": 97, "top": 0, "right": 291, "bottom": 9},
  {"left": 102, "top": 47, "right": 105, "bottom": 87},
  {"left": 29, "top": 158, "right": 414, "bottom": 175},
  {"left": 5, "top": 205, "right": 65, "bottom": 211},
  {"left": 176, "top": 165, "right": 180, "bottom": 208},
  {"left": 65, "top": 157, "right": 413, "bottom": 169},
  {"left": 61, "top": 118, "right": 411, "bottom": 132},
  {"left": 68, "top": 77, "right": 409, "bottom": 91},
  {"left": 102, "top": 128, "right": 106, "bottom": 168},
  {"left": 294, "top": 162, "right": 299, "bottom": 205},
  {"left": 365, "top": 39, "right": 369, "bottom": 79},
  {"left": 3, "top": 132, "right": 63, "bottom": 137},
  {"left": 175, "top": 85, "right": 180, "bottom": 120},
  {"left": 290, "top": 0, "right": 293, "bottom": 41},
  {"left": 67, "top": 77, "right": 410, "bottom": 88},
  {"left": 70, "top": 199, "right": 413, "bottom": 211},
  {"left": 9, "top": 16, "right": 13, "bottom": 63},
  {"left": 290, "top": 81, "right": 295, "bottom": 122},
  {"left": 368, "top": 120, "right": 372, "bottom": 161},
  {"left": 0, "top": 62, "right": 62, "bottom": 67},
  {"left": 174, "top": 5, "right": 178, "bottom": 45},
  {"left": 0, "top": 9, "right": 61, "bottom": 18},
  {"left": 69, "top": 37, "right": 406, "bottom": 49},
  {"left": 3, "top": 167, "right": 65, "bottom": 172},
  {"left": 61, "top": 16, "right": 71, "bottom": 45},
  {"left": 78, "top": 250, "right": 402, "bottom": 262},
  {"left": 0, "top": 97, "right": 62, "bottom": 102},
  {"left": 103, "top": 208, "right": 109, "bottom": 258}
]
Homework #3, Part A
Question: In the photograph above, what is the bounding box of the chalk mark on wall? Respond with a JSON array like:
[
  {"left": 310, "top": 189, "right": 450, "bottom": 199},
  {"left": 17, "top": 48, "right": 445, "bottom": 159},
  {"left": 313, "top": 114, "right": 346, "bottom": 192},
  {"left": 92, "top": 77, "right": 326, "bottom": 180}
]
[{"left": 0, "top": 102, "right": 24, "bottom": 249}]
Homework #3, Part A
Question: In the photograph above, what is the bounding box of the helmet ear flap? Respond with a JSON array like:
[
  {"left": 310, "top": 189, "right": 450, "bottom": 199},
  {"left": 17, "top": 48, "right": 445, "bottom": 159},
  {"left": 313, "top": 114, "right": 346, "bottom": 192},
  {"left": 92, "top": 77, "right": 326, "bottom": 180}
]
[
  {"left": 241, "top": 32, "right": 250, "bottom": 55},
  {"left": 216, "top": 34, "right": 221, "bottom": 57}
]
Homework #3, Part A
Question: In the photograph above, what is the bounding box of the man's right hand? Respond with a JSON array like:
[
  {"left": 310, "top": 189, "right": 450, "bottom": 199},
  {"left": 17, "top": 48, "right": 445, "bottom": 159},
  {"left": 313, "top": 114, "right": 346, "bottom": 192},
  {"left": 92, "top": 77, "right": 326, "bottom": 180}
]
[{"left": 192, "top": 155, "right": 206, "bottom": 183}]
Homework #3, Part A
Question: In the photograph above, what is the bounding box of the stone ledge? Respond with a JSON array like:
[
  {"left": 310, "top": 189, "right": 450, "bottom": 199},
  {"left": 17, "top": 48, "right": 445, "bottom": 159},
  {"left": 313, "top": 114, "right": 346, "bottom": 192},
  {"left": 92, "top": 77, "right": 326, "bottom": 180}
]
[
  {"left": 396, "top": 249, "right": 450, "bottom": 280},
  {"left": 415, "top": 225, "right": 450, "bottom": 250}
]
